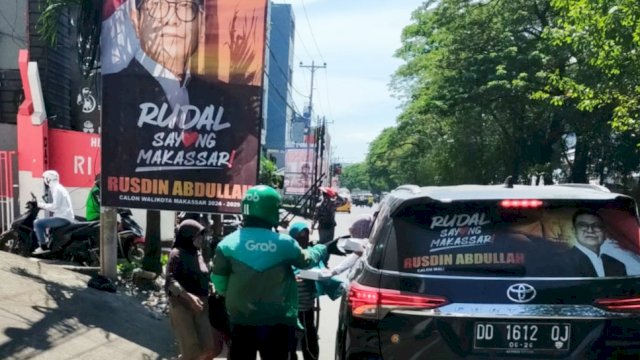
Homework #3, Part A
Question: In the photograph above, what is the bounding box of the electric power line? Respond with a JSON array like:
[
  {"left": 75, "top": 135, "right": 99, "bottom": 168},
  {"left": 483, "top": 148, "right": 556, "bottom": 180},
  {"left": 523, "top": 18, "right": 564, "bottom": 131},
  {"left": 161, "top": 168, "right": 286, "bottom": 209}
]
[
  {"left": 264, "top": 68, "right": 304, "bottom": 118},
  {"left": 0, "top": 6, "right": 26, "bottom": 47},
  {"left": 270, "top": 16, "right": 304, "bottom": 64},
  {"left": 265, "top": 41, "right": 309, "bottom": 98},
  {"left": 299, "top": 0, "right": 326, "bottom": 63},
  {"left": 322, "top": 69, "right": 334, "bottom": 121}
]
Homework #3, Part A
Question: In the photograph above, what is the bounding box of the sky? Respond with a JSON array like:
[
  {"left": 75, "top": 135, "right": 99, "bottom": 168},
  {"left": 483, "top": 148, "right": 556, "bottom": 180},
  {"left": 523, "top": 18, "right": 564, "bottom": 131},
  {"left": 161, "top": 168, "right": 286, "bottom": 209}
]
[{"left": 274, "top": 0, "right": 426, "bottom": 164}]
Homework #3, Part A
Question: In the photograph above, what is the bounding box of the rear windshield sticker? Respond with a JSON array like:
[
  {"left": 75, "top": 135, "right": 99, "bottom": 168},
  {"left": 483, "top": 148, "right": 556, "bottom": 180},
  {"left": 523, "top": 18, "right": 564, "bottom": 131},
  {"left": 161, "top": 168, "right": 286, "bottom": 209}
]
[
  {"left": 403, "top": 252, "right": 525, "bottom": 272},
  {"left": 430, "top": 212, "right": 493, "bottom": 252},
  {"left": 430, "top": 212, "right": 491, "bottom": 229},
  {"left": 396, "top": 208, "right": 640, "bottom": 277}
]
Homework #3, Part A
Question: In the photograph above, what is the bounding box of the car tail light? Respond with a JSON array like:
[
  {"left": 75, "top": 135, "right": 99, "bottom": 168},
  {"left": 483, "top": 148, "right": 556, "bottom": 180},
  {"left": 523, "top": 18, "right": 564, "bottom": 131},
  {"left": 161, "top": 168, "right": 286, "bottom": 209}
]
[
  {"left": 500, "top": 199, "right": 543, "bottom": 208},
  {"left": 594, "top": 296, "right": 640, "bottom": 312},
  {"left": 348, "top": 282, "right": 448, "bottom": 318}
]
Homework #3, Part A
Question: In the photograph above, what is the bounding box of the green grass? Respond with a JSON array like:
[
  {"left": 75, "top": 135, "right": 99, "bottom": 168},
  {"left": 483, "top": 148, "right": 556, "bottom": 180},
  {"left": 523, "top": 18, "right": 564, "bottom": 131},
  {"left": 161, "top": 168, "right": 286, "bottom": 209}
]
[{"left": 117, "top": 260, "right": 139, "bottom": 279}]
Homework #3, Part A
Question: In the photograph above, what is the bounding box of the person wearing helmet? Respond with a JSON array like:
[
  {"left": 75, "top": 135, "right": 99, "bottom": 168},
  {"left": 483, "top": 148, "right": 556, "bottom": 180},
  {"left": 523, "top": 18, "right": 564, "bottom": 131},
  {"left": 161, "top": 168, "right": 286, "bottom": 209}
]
[
  {"left": 33, "top": 170, "right": 75, "bottom": 254},
  {"left": 85, "top": 174, "right": 101, "bottom": 221},
  {"left": 311, "top": 187, "right": 346, "bottom": 245},
  {"left": 210, "top": 185, "right": 327, "bottom": 359}
]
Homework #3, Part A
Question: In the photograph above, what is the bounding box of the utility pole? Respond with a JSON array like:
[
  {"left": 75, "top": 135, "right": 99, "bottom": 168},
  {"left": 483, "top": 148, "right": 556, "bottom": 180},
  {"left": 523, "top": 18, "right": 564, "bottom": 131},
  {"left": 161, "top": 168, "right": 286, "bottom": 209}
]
[
  {"left": 300, "top": 61, "right": 326, "bottom": 211},
  {"left": 299, "top": 61, "right": 327, "bottom": 120},
  {"left": 100, "top": 207, "right": 118, "bottom": 280}
]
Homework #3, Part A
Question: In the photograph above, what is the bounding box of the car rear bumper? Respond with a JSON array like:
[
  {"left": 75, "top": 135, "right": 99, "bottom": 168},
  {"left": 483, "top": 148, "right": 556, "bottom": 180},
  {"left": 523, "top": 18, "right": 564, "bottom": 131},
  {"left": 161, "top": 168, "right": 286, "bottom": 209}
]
[{"left": 342, "top": 309, "right": 640, "bottom": 360}]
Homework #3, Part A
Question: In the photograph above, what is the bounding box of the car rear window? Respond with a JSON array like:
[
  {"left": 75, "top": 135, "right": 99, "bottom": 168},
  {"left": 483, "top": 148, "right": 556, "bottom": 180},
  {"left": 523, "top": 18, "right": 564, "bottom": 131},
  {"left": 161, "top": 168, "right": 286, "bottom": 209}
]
[{"left": 383, "top": 199, "right": 640, "bottom": 278}]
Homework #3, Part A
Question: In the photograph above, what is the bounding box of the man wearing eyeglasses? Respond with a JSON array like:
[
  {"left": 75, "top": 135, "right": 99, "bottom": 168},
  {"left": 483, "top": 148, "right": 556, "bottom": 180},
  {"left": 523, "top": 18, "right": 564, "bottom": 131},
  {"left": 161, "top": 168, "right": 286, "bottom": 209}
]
[
  {"left": 101, "top": 0, "right": 261, "bottom": 196},
  {"left": 130, "top": 0, "right": 201, "bottom": 92},
  {"left": 565, "top": 209, "right": 627, "bottom": 277}
]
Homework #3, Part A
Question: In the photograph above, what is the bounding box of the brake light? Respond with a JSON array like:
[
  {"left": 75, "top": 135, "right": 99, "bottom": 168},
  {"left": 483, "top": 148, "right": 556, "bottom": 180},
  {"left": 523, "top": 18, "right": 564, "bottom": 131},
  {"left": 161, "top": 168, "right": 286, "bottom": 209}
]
[
  {"left": 348, "top": 282, "right": 448, "bottom": 318},
  {"left": 594, "top": 296, "right": 640, "bottom": 312},
  {"left": 500, "top": 199, "right": 543, "bottom": 208}
]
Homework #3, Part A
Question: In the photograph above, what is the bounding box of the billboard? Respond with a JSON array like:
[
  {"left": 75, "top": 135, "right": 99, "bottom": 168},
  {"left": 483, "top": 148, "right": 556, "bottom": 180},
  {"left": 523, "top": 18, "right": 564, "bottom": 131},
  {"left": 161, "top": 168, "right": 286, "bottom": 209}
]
[
  {"left": 100, "top": 0, "right": 267, "bottom": 213},
  {"left": 284, "top": 148, "right": 315, "bottom": 195}
]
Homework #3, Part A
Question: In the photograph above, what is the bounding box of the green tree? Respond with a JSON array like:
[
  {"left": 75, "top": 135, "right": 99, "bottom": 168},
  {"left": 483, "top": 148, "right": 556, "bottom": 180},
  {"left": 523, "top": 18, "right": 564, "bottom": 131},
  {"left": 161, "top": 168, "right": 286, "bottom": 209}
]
[
  {"left": 259, "top": 156, "right": 279, "bottom": 187},
  {"left": 39, "top": 0, "right": 101, "bottom": 77},
  {"left": 339, "top": 163, "right": 370, "bottom": 192},
  {"left": 388, "top": 0, "right": 637, "bottom": 185},
  {"left": 545, "top": 0, "right": 640, "bottom": 133}
]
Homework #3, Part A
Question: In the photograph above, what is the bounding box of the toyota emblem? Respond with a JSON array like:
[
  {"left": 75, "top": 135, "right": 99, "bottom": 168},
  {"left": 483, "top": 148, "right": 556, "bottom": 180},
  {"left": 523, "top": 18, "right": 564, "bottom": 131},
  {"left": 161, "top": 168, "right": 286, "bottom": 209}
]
[{"left": 506, "top": 283, "right": 536, "bottom": 303}]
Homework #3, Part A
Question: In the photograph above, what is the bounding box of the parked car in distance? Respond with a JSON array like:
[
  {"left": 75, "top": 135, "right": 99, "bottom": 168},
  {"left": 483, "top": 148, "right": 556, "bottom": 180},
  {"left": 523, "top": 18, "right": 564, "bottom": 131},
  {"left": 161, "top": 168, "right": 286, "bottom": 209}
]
[
  {"left": 337, "top": 189, "right": 352, "bottom": 213},
  {"left": 336, "top": 183, "right": 640, "bottom": 360},
  {"left": 352, "top": 190, "right": 374, "bottom": 207}
]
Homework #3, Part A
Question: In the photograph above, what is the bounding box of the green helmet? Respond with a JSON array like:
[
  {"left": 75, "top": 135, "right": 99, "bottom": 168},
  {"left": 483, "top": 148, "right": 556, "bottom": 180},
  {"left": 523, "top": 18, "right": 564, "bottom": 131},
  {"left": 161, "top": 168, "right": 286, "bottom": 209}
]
[{"left": 242, "top": 185, "right": 281, "bottom": 226}]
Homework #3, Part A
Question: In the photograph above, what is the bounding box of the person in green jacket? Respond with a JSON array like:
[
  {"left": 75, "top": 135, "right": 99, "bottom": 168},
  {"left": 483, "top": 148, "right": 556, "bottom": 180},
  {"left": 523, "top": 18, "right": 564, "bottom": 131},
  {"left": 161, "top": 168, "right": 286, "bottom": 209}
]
[
  {"left": 211, "top": 185, "right": 327, "bottom": 360},
  {"left": 85, "top": 175, "right": 100, "bottom": 221}
]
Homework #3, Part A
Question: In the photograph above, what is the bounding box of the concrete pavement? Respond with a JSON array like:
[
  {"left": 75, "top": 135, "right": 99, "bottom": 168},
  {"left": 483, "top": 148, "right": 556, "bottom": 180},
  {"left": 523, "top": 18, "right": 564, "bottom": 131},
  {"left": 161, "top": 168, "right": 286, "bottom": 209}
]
[{"left": 0, "top": 251, "right": 176, "bottom": 360}]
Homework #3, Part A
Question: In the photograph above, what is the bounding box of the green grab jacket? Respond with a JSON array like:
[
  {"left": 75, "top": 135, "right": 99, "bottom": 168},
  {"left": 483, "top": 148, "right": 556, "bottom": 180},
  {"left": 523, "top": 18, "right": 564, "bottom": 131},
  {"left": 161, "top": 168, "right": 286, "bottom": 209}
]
[
  {"left": 211, "top": 227, "right": 327, "bottom": 328},
  {"left": 85, "top": 185, "right": 100, "bottom": 221}
]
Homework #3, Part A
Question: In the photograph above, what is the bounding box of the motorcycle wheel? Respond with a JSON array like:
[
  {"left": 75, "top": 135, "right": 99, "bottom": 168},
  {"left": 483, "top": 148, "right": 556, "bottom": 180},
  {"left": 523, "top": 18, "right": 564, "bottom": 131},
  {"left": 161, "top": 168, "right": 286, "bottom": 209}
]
[
  {"left": 0, "top": 230, "right": 17, "bottom": 253},
  {"left": 126, "top": 243, "right": 145, "bottom": 263}
]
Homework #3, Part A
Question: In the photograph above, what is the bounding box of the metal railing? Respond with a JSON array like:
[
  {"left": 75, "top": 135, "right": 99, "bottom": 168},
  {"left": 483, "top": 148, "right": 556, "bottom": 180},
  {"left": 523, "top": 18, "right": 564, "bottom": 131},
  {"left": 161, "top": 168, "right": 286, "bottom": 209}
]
[{"left": 0, "top": 151, "right": 16, "bottom": 233}]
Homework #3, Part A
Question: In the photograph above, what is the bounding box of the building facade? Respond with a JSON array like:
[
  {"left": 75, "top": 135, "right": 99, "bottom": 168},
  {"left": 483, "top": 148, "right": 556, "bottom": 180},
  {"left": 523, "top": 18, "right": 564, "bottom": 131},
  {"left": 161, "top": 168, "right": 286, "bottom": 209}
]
[{"left": 265, "top": 3, "right": 295, "bottom": 168}]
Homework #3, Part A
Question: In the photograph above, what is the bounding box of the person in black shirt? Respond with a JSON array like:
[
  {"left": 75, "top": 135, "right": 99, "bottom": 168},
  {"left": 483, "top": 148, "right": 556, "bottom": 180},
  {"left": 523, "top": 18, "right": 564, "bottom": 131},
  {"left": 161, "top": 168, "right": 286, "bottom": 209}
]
[{"left": 312, "top": 187, "right": 346, "bottom": 245}]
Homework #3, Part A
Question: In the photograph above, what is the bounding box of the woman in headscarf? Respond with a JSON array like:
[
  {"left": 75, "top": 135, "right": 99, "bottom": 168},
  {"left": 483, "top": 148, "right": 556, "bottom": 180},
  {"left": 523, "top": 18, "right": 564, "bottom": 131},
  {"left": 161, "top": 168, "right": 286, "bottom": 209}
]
[{"left": 165, "top": 219, "right": 221, "bottom": 360}]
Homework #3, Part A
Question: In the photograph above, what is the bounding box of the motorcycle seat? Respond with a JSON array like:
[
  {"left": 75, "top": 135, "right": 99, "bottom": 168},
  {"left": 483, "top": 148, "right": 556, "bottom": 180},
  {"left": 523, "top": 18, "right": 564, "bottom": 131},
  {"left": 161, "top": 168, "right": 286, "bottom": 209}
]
[{"left": 54, "top": 221, "right": 97, "bottom": 233}]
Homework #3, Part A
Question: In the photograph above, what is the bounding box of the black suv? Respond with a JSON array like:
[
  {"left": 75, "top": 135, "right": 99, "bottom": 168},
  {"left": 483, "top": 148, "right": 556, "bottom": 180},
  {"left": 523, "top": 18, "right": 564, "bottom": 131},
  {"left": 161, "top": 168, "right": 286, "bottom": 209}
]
[{"left": 335, "top": 184, "right": 640, "bottom": 359}]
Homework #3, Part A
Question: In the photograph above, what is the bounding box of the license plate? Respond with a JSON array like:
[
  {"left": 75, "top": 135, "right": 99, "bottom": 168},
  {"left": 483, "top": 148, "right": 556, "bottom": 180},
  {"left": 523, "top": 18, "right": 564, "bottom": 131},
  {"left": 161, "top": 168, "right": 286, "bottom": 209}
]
[{"left": 474, "top": 322, "right": 571, "bottom": 352}]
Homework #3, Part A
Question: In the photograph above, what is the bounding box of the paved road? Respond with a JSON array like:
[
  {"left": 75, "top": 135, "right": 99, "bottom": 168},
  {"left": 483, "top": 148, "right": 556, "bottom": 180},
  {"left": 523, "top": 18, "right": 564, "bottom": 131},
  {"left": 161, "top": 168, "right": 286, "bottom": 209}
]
[{"left": 316, "top": 204, "right": 376, "bottom": 360}]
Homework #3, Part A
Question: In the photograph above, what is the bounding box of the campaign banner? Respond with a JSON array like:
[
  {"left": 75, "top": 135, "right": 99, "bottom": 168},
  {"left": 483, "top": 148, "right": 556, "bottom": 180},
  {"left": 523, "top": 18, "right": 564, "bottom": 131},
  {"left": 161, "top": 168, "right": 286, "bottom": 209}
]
[
  {"left": 395, "top": 206, "right": 640, "bottom": 278},
  {"left": 284, "top": 148, "right": 315, "bottom": 195},
  {"left": 100, "top": 0, "right": 267, "bottom": 213}
]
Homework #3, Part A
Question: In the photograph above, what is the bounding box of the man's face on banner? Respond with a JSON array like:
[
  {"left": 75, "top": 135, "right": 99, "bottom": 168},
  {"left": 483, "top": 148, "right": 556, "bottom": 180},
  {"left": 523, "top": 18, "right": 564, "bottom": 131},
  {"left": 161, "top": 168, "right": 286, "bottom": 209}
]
[
  {"left": 132, "top": 0, "right": 202, "bottom": 77},
  {"left": 574, "top": 213, "right": 606, "bottom": 253}
]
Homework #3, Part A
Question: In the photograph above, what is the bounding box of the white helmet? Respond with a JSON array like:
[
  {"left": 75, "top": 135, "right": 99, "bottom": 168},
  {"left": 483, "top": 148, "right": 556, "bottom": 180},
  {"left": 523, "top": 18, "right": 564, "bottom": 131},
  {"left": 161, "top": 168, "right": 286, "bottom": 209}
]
[{"left": 42, "top": 170, "right": 60, "bottom": 186}]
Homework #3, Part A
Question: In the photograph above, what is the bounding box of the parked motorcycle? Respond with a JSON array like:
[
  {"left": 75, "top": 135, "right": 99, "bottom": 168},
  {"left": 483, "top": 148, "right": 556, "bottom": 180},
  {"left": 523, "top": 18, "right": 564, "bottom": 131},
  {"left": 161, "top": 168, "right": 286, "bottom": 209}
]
[
  {"left": 0, "top": 193, "right": 100, "bottom": 265},
  {"left": 116, "top": 208, "right": 145, "bottom": 262},
  {"left": 0, "top": 194, "right": 145, "bottom": 264},
  {"left": 0, "top": 194, "right": 39, "bottom": 256}
]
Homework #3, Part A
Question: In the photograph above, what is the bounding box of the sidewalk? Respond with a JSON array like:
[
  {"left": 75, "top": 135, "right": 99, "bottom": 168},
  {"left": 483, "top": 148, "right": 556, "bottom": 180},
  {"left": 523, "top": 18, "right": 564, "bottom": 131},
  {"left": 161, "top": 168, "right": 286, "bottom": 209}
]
[
  {"left": 0, "top": 216, "right": 319, "bottom": 360},
  {"left": 0, "top": 251, "right": 176, "bottom": 360}
]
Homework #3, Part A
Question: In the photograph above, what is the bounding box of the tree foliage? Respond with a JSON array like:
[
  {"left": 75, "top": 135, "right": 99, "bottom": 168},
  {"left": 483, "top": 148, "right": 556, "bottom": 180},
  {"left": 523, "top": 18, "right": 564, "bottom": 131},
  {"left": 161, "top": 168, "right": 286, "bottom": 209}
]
[
  {"left": 367, "top": 0, "right": 640, "bottom": 190},
  {"left": 259, "top": 156, "right": 279, "bottom": 187},
  {"left": 339, "top": 163, "right": 370, "bottom": 192},
  {"left": 545, "top": 0, "right": 640, "bottom": 132},
  {"left": 39, "top": 0, "right": 102, "bottom": 77}
]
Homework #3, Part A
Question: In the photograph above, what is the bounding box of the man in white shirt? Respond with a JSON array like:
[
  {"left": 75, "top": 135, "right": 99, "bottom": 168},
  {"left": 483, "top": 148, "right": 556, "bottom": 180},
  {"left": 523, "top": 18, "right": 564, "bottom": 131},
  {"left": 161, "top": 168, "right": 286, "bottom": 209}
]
[
  {"left": 33, "top": 170, "right": 75, "bottom": 254},
  {"left": 565, "top": 209, "right": 626, "bottom": 277}
]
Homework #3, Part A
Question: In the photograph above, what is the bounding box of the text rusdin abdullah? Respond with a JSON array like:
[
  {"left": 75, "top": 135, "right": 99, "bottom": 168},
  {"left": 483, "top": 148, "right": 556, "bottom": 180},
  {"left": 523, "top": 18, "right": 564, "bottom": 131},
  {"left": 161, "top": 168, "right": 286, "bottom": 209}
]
[{"left": 109, "top": 176, "right": 250, "bottom": 206}]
